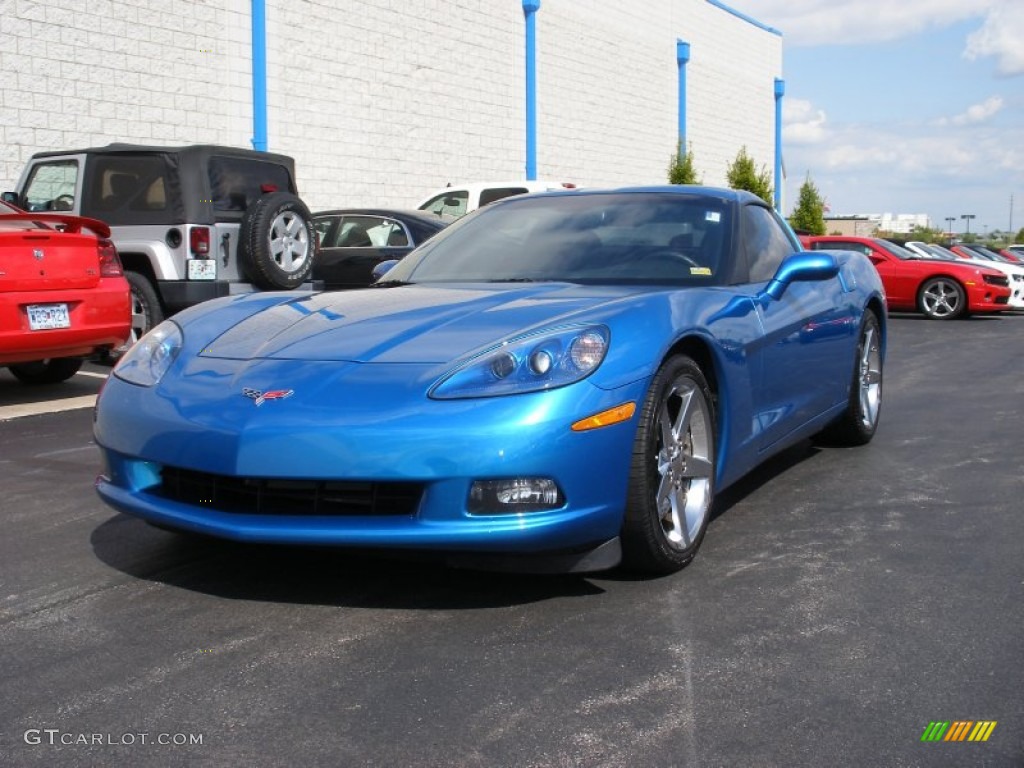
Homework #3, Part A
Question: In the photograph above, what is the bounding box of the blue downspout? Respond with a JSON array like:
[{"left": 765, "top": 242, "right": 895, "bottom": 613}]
[
  {"left": 523, "top": 0, "right": 540, "bottom": 180},
  {"left": 774, "top": 77, "right": 785, "bottom": 212},
  {"left": 251, "top": 0, "right": 268, "bottom": 151},
  {"left": 676, "top": 41, "right": 690, "bottom": 155}
]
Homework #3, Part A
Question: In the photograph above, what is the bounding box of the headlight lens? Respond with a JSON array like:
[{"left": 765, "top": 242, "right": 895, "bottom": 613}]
[
  {"left": 430, "top": 325, "right": 609, "bottom": 399},
  {"left": 113, "top": 320, "right": 183, "bottom": 387}
]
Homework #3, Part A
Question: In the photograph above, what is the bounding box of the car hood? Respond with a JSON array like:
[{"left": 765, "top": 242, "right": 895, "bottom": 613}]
[{"left": 199, "top": 283, "right": 643, "bottom": 364}]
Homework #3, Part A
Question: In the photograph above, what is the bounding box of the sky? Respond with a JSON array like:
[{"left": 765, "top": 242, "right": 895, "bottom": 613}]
[{"left": 724, "top": 0, "right": 1024, "bottom": 236}]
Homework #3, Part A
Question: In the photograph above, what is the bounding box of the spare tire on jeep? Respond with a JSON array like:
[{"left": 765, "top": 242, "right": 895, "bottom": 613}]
[{"left": 239, "top": 191, "right": 317, "bottom": 290}]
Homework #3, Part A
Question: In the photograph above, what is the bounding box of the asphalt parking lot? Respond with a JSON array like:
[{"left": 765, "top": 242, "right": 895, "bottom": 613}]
[{"left": 1, "top": 313, "right": 1022, "bottom": 768}]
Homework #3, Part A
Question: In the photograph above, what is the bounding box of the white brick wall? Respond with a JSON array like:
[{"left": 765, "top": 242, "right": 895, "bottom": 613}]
[{"left": 0, "top": 0, "right": 782, "bottom": 210}]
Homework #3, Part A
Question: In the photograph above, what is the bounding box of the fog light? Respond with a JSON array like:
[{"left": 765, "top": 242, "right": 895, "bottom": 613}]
[{"left": 468, "top": 478, "right": 563, "bottom": 514}]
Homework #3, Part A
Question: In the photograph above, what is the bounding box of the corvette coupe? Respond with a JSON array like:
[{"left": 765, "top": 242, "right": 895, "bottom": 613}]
[{"left": 94, "top": 187, "right": 886, "bottom": 574}]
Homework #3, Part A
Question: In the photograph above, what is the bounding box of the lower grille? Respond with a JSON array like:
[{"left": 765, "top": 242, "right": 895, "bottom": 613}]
[{"left": 155, "top": 466, "right": 423, "bottom": 516}]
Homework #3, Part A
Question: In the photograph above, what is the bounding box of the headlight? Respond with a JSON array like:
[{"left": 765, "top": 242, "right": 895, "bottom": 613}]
[
  {"left": 430, "top": 325, "right": 609, "bottom": 399},
  {"left": 113, "top": 320, "right": 183, "bottom": 387}
]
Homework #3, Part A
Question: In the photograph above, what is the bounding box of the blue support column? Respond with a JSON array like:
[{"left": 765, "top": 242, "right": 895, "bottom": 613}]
[
  {"left": 523, "top": 0, "right": 540, "bottom": 180},
  {"left": 774, "top": 77, "right": 785, "bottom": 212},
  {"left": 676, "top": 40, "right": 690, "bottom": 155},
  {"left": 251, "top": 0, "right": 268, "bottom": 151}
]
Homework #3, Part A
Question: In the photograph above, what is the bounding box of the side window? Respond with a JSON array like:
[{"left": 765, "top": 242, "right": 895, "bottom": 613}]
[
  {"left": 420, "top": 191, "right": 468, "bottom": 217},
  {"left": 479, "top": 187, "right": 529, "bottom": 206},
  {"left": 330, "top": 215, "right": 401, "bottom": 248},
  {"left": 81, "top": 154, "right": 175, "bottom": 224},
  {"left": 743, "top": 204, "right": 797, "bottom": 282},
  {"left": 208, "top": 157, "right": 295, "bottom": 214},
  {"left": 314, "top": 216, "right": 339, "bottom": 247},
  {"left": 23, "top": 161, "right": 79, "bottom": 211}
]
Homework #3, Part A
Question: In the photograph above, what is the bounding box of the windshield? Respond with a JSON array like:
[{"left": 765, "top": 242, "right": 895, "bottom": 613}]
[
  {"left": 382, "top": 192, "right": 735, "bottom": 286},
  {"left": 877, "top": 240, "right": 919, "bottom": 260}
]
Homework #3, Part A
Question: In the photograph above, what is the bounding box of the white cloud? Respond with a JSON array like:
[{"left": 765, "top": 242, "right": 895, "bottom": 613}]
[
  {"left": 945, "top": 96, "right": 1005, "bottom": 125},
  {"left": 964, "top": 1, "right": 1024, "bottom": 76},
  {"left": 783, "top": 98, "right": 827, "bottom": 144},
  {"left": 725, "top": 0, "right": 993, "bottom": 47}
]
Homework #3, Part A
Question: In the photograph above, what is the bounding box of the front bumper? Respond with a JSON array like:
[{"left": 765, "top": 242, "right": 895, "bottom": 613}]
[{"left": 94, "top": 359, "right": 648, "bottom": 564}]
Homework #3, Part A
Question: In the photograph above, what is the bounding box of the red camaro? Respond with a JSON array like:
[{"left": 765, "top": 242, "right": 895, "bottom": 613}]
[
  {"left": 802, "top": 236, "right": 1010, "bottom": 320},
  {"left": 1, "top": 201, "right": 130, "bottom": 383}
]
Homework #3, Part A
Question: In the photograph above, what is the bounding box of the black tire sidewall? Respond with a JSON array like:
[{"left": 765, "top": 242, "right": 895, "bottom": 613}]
[
  {"left": 622, "top": 354, "right": 716, "bottom": 573},
  {"left": 239, "top": 192, "right": 316, "bottom": 290},
  {"left": 8, "top": 357, "right": 83, "bottom": 384},
  {"left": 125, "top": 271, "right": 164, "bottom": 344}
]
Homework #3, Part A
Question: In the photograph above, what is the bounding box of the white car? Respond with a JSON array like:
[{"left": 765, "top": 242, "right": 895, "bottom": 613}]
[
  {"left": 416, "top": 180, "right": 576, "bottom": 218},
  {"left": 905, "top": 241, "right": 1024, "bottom": 309}
]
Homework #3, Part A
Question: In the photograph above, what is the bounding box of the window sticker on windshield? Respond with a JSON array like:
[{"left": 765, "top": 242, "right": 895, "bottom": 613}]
[
  {"left": 705, "top": 211, "right": 721, "bottom": 223},
  {"left": 690, "top": 266, "right": 712, "bottom": 276}
]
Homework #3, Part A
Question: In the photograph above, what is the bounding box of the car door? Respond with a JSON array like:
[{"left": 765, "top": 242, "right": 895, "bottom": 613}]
[
  {"left": 746, "top": 208, "right": 856, "bottom": 450},
  {"left": 314, "top": 215, "right": 415, "bottom": 288}
]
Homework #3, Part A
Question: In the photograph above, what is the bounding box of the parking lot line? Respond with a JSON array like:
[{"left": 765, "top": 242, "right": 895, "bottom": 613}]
[{"left": 0, "top": 395, "right": 97, "bottom": 421}]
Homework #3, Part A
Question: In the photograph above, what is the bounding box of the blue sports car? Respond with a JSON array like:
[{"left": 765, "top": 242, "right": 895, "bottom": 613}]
[{"left": 94, "top": 187, "right": 886, "bottom": 574}]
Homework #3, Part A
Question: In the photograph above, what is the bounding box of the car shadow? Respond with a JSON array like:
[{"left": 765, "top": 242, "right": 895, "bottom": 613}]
[
  {"left": 89, "top": 442, "right": 827, "bottom": 604},
  {"left": 89, "top": 514, "right": 607, "bottom": 609}
]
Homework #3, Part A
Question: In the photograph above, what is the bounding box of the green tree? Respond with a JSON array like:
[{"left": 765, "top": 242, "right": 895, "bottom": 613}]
[
  {"left": 788, "top": 174, "right": 826, "bottom": 235},
  {"left": 1016, "top": 227, "right": 1024, "bottom": 244},
  {"left": 908, "top": 224, "right": 946, "bottom": 244},
  {"left": 725, "top": 146, "right": 773, "bottom": 205},
  {"left": 668, "top": 141, "right": 700, "bottom": 185}
]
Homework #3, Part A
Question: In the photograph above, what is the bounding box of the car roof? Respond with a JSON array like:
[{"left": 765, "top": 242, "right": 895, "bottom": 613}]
[
  {"left": 29, "top": 143, "right": 296, "bottom": 168},
  {"left": 313, "top": 208, "right": 452, "bottom": 224}
]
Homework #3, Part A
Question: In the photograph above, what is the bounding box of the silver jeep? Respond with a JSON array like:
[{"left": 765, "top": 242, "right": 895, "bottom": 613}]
[{"left": 3, "top": 144, "right": 319, "bottom": 349}]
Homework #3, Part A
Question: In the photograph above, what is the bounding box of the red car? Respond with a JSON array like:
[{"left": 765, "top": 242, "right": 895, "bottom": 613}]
[
  {"left": 802, "top": 236, "right": 1010, "bottom": 320},
  {"left": 1, "top": 201, "right": 130, "bottom": 383}
]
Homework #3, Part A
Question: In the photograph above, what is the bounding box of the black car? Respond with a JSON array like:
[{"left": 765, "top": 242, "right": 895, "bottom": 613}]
[{"left": 312, "top": 209, "right": 451, "bottom": 288}]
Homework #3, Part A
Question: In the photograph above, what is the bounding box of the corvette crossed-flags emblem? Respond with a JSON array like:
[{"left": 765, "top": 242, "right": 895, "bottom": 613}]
[{"left": 242, "top": 387, "right": 294, "bottom": 406}]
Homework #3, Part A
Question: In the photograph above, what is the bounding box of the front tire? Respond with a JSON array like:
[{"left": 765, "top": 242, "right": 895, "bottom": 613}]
[
  {"left": 818, "top": 311, "right": 883, "bottom": 446},
  {"left": 8, "top": 358, "right": 83, "bottom": 384},
  {"left": 622, "top": 355, "right": 716, "bottom": 574},
  {"left": 918, "top": 277, "right": 966, "bottom": 319}
]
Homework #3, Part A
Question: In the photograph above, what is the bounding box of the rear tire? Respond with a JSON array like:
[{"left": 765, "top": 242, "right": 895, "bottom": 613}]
[
  {"left": 621, "top": 355, "right": 716, "bottom": 574},
  {"left": 817, "top": 311, "right": 883, "bottom": 446},
  {"left": 8, "top": 358, "right": 83, "bottom": 384},
  {"left": 123, "top": 271, "right": 164, "bottom": 351},
  {"left": 239, "top": 192, "right": 316, "bottom": 290}
]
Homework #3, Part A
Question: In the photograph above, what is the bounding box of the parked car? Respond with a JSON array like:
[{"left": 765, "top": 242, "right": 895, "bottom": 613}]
[
  {"left": 1004, "top": 244, "right": 1024, "bottom": 261},
  {"left": 1, "top": 200, "right": 130, "bottom": 383},
  {"left": 803, "top": 236, "right": 1010, "bottom": 319},
  {"left": 95, "top": 186, "right": 885, "bottom": 574},
  {"left": 903, "top": 241, "right": 1024, "bottom": 310},
  {"left": 312, "top": 209, "right": 451, "bottom": 289},
  {"left": 416, "top": 180, "right": 576, "bottom": 218},
  {"left": 2, "top": 144, "right": 318, "bottom": 349}
]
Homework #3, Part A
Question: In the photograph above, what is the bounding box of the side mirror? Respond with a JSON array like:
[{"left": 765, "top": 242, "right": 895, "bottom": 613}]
[
  {"left": 1, "top": 191, "right": 20, "bottom": 206},
  {"left": 762, "top": 252, "right": 839, "bottom": 301},
  {"left": 371, "top": 259, "right": 400, "bottom": 281}
]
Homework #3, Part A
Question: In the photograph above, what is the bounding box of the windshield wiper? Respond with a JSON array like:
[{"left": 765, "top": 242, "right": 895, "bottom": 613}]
[
  {"left": 485, "top": 277, "right": 545, "bottom": 283},
  {"left": 371, "top": 279, "right": 413, "bottom": 288}
]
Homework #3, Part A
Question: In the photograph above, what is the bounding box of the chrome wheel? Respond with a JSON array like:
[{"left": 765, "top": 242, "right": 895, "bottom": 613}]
[
  {"left": 655, "top": 375, "right": 714, "bottom": 548},
  {"left": 268, "top": 211, "right": 311, "bottom": 275},
  {"left": 857, "top": 321, "right": 882, "bottom": 431},
  {"left": 623, "top": 355, "right": 717, "bottom": 573},
  {"left": 920, "top": 278, "right": 965, "bottom": 319}
]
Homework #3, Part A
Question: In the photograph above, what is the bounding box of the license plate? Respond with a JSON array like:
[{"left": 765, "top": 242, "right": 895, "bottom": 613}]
[
  {"left": 187, "top": 259, "right": 217, "bottom": 280},
  {"left": 28, "top": 303, "right": 71, "bottom": 330}
]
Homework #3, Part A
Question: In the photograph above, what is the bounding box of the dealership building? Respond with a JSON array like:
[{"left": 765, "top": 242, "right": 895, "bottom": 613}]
[{"left": 0, "top": 0, "right": 784, "bottom": 211}]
